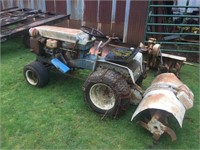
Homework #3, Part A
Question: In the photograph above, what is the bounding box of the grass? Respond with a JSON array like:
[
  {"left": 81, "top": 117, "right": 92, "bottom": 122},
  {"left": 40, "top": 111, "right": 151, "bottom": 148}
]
[{"left": 1, "top": 37, "right": 200, "bottom": 149}]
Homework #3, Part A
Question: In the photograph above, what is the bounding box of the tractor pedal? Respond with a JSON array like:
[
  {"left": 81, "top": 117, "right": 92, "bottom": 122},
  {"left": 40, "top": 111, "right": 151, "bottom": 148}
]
[{"left": 51, "top": 58, "right": 70, "bottom": 73}]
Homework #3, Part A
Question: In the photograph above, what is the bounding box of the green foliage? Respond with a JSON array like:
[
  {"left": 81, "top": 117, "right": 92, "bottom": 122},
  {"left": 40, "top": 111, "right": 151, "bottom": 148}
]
[
  {"left": 1, "top": 37, "right": 199, "bottom": 149},
  {"left": 111, "top": 48, "right": 132, "bottom": 57}
]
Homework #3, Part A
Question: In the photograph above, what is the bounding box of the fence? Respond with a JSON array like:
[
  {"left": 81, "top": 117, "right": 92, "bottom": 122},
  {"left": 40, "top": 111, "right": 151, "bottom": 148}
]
[{"left": 144, "top": 0, "right": 199, "bottom": 54}]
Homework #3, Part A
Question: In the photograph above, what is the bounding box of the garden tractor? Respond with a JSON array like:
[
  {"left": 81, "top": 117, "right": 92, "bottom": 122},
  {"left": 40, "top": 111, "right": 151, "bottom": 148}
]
[{"left": 24, "top": 25, "right": 194, "bottom": 142}]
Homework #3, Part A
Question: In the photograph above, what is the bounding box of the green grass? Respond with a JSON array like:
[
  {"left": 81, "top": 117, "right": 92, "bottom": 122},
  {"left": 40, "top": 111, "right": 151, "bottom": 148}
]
[{"left": 1, "top": 37, "right": 200, "bottom": 149}]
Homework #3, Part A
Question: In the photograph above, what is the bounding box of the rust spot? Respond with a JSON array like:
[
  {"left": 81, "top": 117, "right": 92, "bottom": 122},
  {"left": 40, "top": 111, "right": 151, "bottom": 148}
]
[
  {"left": 89, "top": 42, "right": 127, "bottom": 57},
  {"left": 152, "top": 73, "right": 183, "bottom": 86}
]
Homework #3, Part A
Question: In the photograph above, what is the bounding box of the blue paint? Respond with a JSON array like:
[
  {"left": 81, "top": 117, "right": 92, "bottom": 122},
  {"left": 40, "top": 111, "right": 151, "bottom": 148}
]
[
  {"left": 69, "top": 54, "right": 99, "bottom": 70},
  {"left": 70, "top": 55, "right": 97, "bottom": 70},
  {"left": 51, "top": 58, "right": 70, "bottom": 73}
]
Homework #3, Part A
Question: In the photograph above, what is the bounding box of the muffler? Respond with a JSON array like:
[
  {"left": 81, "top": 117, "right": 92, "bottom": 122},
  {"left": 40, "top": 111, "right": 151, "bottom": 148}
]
[{"left": 131, "top": 73, "right": 194, "bottom": 142}]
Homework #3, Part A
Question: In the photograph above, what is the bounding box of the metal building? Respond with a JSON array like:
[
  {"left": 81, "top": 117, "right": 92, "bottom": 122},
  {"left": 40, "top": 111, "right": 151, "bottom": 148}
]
[{"left": 0, "top": 0, "right": 148, "bottom": 46}]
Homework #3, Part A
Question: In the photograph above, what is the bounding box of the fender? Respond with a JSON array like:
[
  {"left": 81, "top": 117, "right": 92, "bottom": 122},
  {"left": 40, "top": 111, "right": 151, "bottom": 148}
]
[{"left": 94, "top": 52, "right": 143, "bottom": 85}]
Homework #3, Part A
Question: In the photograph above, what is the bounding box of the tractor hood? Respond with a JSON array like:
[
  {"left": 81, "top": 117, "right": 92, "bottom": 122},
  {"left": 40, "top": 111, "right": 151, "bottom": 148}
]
[{"left": 29, "top": 25, "right": 96, "bottom": 46}]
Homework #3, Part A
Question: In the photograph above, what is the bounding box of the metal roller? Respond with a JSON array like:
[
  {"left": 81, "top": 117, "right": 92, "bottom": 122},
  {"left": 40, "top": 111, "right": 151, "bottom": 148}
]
[{"left": 131, "top": 73, "right": 194, "bottom": 141}]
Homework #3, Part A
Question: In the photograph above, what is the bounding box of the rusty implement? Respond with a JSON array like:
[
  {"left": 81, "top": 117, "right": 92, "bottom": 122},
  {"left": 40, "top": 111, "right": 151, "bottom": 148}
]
[
  {"left": 0, "top": 7, "right": 69, "bottom": 42},
  {"left": 131, "top": 73, "right": 194, "bottom": 142},
  {"left": 140, "top": 38, "right": 186, "bottom": 77}
]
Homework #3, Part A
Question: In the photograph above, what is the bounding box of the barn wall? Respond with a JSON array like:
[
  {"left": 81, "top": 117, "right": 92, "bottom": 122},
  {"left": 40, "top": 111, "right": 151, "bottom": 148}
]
[{"left": 0, "top": 0, "right": 148, "bottom": 46}]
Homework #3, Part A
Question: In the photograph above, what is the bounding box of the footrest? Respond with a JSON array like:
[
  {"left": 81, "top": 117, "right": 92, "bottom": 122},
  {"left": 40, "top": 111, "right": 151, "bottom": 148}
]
[{"left": 51, "top": 58, "right": 70, "bottom": 73}]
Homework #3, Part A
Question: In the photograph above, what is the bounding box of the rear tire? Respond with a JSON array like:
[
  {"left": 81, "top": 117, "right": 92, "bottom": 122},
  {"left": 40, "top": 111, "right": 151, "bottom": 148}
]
[
  {"left": 83, "top": 69, "right": 131, "bottom": 117},
  {"left": 24, "top": 61, "right": 49, "bottom": 87}
]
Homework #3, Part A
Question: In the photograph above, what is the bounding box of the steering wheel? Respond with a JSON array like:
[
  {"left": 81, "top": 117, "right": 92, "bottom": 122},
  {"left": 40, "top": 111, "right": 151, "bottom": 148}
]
[{"left": 80, "top": 26, "right": 106, "bottom": 39}]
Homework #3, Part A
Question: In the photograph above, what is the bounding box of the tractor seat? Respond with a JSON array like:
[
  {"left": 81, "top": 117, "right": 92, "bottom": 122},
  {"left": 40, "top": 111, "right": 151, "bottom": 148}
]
[{"left": 105, "top": 47, "right": 139, "bottom": 64}]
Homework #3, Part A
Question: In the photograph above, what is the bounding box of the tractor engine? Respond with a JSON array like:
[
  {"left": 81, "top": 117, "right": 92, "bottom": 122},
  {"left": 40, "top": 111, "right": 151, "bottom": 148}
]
[{"left": 29, "top": 26, "right": 96, "bottom": 63}]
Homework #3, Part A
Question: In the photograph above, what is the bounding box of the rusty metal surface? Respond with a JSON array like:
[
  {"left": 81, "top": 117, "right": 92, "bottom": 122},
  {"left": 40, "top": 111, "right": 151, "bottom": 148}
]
[
  {"left": 150, "top": 73, "right": 194, "bottom": 109},
  {"left": 138, "top": 111, "right": 177, "bottom": 142},
  {"left": 115, "top": 0, "right": 126, "bottom": 23},
  {"left": 110, "top": 23, "right": 124, "bottom": 39},
  {"left": 34, "top": 25, "right": 87, "bottom": 43},
  {"left": 30, "top": 36, "right": 42, "bottom": 55},
  {"left": 151, "top": 73, "right": 182, "bottom": 86},
  {"left": 145, "top": 73, "right": 194, "bottom": 110},
  {"left": 45, "top": 0, "right": 55, "bottom": 13},
  {"left": 55, "top": 0, "right": 66, "bottom": 15},
  {"left": 89, "top": 41, "right": 127, "bottom": 57},
  {"left": 83, "top": 1, "right": 98, "bottom": 22},
  {"left": 0, "top": 7, "right": 20, "bottom": 15},
  {"left": 126, "top": 1, "right": 148, "bottom": 44},
  {"left": 0, "top": 7, "right": 69, "bottom": 40},
  {"left": 132, "top": 88, "right": 186, "bottom": 127},
  {"left": 131, "top": 73, "right": 194, "bottom": 141},
  {"left": 68, "top": 20, "right": 82, "bottom": 29},
  {"left": 140, "top": 38, "right": 186, "bottom": 76},
  {"left": 33, "top": 25, "right": 96, "bottom": 49},
  {"left": 99, "top": 1, "right": 112, "bottom": 23}
]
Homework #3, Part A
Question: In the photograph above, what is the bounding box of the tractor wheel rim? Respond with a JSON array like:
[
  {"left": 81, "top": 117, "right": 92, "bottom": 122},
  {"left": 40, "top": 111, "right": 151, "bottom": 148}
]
[
  {"left": 89, "top": 83, "right": 115, "bottom": 110},
  {"left": 25, "top": 70, "right": 38, "bottom": 85}
]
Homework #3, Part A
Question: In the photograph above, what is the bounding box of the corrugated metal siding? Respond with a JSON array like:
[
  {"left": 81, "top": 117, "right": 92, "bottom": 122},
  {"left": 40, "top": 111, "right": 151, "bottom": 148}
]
[
  {"left": 99, "top": 1, "right": 112, "bottom": 23},
  {"left": 1, "top": 0, "right": 148, "bottom": 45},
  {"left": 127, "top": 0, "right": 148, "bottom": 45},
  {"left": 13, "top": 0, "right": 18, "bottom": 7},
  {"left": 0, "top": 2, "right": 2, "bottom": 11},
  {"left": 45, "top": 0, "right": 55, "bottom": 12},
  {"left": 70, "top": 0, "right": 83, "bottom": 20},
  {"left": 23, "top": 0, "right": 30, "bottom": 8},
  {"left": 1, "top": 0, "right": 10, "bottom": 9},
  {"left": 115, "top": 0, "right": 126, "bottom": 23},
  {"left": 84, "top": 1, "right": 98, "bottom": 22},
  {"left": 55, "top": 0, "right": 66, "bottom": 14}
]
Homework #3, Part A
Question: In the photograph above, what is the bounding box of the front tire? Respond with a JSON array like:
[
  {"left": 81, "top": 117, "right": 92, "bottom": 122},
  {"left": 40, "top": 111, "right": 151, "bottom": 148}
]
[
  {"left": 24, "top": 61, "right": 49, "bottom": 87},
  {"left": 83, "top": 69, "right": 131, "bottom": 117}
]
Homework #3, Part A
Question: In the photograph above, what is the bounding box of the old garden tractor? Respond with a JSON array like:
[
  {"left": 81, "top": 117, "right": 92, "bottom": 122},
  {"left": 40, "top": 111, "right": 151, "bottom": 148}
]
[{"left": 24, "top": 25, "right": 194, "bottom": 142}]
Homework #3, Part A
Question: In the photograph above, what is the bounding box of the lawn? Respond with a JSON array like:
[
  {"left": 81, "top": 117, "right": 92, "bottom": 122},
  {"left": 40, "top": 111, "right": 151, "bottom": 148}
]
[{"left": 1, "top": 37, "right": 199, "bottom": 149}]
